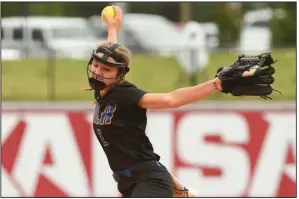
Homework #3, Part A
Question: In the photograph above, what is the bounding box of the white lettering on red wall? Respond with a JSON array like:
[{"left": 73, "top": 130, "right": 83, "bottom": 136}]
[{"left": 1, "top": 109, "right": 296, "bottom": 197}]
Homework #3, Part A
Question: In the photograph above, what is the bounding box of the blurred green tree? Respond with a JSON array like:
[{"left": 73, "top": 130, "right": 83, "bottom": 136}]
[
  {"left": 28, "top": 3, "right": 65, "bottom": 16},
  {"left": 128, "top": 2, "right": 180, "bottom": 21},
  {"left": 1, "top": 2, "right": 295, "bottom": 48},
  {"left": 1, "top": 2, "right": 24, "bottom": 16},
  {"left": 211, "top": 3, "right": 243, "bottom": 47},
  {"left": 270, "top": 2, "right": 296, "bottom": 47}
]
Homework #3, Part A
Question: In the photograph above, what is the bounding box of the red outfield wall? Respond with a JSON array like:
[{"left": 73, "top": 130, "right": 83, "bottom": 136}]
[{"left": 2, "top": 105, "right": 296, "bottom": 197}]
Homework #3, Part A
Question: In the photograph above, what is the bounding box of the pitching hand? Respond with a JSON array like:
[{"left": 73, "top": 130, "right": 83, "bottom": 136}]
[{"left": 102, "top": 5, "right": 123, "bottom": 32}]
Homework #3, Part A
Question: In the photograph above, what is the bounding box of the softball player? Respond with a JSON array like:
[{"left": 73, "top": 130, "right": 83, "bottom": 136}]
[{"left": 86, "top": 6, "right": 221, "bottom": 197}]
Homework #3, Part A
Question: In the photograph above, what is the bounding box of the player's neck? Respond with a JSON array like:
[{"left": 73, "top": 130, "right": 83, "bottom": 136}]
[
  {"left": 100, "top": 87, "right": 109, "bottom": 97},
  {"left": 99, "top": 83, "right": 116, "bottom": 97}
]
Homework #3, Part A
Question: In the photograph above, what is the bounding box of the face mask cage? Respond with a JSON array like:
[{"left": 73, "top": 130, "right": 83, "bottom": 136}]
[{"left": 86, "top": 44, "right": 130, "bottom": 91}]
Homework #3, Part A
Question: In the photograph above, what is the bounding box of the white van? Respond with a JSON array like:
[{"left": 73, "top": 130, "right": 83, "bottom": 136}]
[
  {"left": 239, "top": 8, "right": 285, "bottom": 54},
  {"left": 177, "top": 21, "right": 209, "bottom": 75},
  {"left": 2, "top": 16, "right": 100, "bottom": 59},
  {"left": 89, "top": 13, "right": 185, "bottom": 55}
]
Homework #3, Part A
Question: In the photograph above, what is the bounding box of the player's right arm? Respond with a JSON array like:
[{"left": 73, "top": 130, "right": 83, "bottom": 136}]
[
  {"left": 138, "top": 78, "right": 223, "bottom": 109},
  {"left": 99, "top": 6, "right": 123, "bottom": 45}
]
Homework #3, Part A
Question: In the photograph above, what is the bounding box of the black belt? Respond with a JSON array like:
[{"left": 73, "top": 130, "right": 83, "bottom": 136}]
[{"left": 112, "top": 161, "right": 164, "bottom": 182}]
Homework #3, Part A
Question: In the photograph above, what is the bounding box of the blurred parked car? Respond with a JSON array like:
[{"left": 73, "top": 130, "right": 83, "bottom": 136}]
[
  {"left": 2, "top": 16, "right": 102, "bottom": 59},
  {"left": 178, "top": 21, "right": 219, "bottom": 51},
  {"left": 239, "top": 8, "right": 286, "bottom": 53},
  {"left": 89, "top": 13, "right": 211, "bottom": 75},
  {"left": 2, "top": 48, "right": 22, "bottom": 61},
  {"left": 177, "top": 21, "right": 210, "bottom": 75},
  {"left": 89, "top": 13, "right": 187, "bottom": 56},
  {"left": 196, "top": 22, "right": 219, "bottom": 50}
]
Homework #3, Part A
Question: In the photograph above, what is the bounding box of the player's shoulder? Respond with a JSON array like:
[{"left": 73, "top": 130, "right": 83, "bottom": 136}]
[
  {"left": 114, "top": 80, "right": 139, "bottom": 91},
  {"left": 106, "top": 80, "right": 139, "bottom": 100},
  {"left": 108, "top": 80, "right": 148, "bottom": 105}
]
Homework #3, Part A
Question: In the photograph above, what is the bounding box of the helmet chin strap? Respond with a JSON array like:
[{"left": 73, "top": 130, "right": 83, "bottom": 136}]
[
  {"left": 88, "top": 77, "right": 106, "bottom": 91},
  {"left": 88, "top": 73, "right": 124, "bottom": 92}
]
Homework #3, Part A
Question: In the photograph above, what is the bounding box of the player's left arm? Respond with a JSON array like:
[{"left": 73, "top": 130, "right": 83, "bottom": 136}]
[{"left": 138, "top": 78, "right": 222, "bottom": 109}]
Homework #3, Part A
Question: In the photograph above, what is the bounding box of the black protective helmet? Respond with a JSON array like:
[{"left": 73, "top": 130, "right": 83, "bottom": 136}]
[{"left": 86, "top": 43, "right": 130, "bottom": 91}]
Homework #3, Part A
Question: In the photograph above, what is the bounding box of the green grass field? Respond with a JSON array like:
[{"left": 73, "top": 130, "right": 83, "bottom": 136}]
[{"left": 2, "top": 48, "right": 296, "bottom": 101}]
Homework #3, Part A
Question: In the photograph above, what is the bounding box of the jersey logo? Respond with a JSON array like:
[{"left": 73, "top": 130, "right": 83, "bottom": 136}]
[
  {"left": 99, "top": 104, "right": 117, "bottom": 125},
  {"left": 96, "top": 129, "right": 109, "bottom": 146},
  {"left": 93, "top": 103, "right": 101, "bottom": 124}
]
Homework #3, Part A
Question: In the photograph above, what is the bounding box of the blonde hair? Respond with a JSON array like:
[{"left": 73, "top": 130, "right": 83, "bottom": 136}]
[{"left": 96, "top": 42, "right": 131, "bottom": 66}]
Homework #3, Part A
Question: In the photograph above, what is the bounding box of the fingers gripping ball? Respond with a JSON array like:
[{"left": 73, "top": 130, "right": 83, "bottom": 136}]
[{"left": 101, "top": 6, "right": 116, "bottom": 23}]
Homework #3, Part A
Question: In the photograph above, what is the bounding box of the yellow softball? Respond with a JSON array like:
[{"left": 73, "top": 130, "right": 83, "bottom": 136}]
[{"left": 101, "top": 6, "right": 116, "bottom": 23}]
